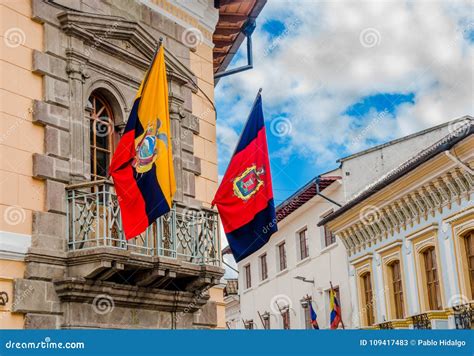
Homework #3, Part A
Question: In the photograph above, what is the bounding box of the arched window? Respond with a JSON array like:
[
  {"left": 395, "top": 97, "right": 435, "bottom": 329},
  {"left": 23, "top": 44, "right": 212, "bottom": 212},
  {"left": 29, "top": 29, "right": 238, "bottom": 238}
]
[
  {"left": 423, "top": 246, "right": 442, "bottom": 310},
  {"left": 463, "top": 230, "right": 474, "bottom": 299},
  {"left": 361, "top": 272, "right": 374, "bottom": 326},
  {"left": 389, "top": 260, "right": 404, "bottom": 319},
  {"left": 87, "top": 92, "right": 116, "bottom": 180}
]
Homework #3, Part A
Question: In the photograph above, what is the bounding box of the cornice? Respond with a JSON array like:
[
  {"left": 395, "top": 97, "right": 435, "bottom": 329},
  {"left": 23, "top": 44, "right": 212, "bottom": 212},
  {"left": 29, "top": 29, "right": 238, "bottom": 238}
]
[{"left": 338, "top": 167, "right": 473, "bottom": 256}]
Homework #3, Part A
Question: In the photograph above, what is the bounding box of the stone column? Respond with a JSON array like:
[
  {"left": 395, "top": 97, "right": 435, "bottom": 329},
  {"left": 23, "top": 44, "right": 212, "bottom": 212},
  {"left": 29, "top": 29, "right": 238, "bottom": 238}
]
[
  {"left": 402, "top": 239, "right": 420, "bottom": 315},
  {"left": 66, "top": 55, "right": 89, "bottom": 182}
]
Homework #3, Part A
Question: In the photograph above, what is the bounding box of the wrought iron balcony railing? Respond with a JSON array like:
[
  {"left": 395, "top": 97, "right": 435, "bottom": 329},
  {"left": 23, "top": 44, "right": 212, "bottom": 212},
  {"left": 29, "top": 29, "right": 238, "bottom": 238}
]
[
  {"left": 453, "top": 302, "right": 474, "bottom": 329},
  {"left": 66, "top": 180, "right": 221, "bottom": 266},
  {"left": 411, "top": 313, "right": 431, "bottom": 329}
]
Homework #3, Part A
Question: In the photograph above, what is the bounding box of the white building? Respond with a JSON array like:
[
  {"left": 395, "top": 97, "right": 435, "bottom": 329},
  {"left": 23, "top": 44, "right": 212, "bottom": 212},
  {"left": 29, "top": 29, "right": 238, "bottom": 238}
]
[
  {"left": 320, "top": 119, "right": 473, "bottom": 329},
  {"left": 238, "top": 174, "right": 351, "bottom": 329},
  {"left": 235, "top": 118, "right": 468, "bottom": 329}
]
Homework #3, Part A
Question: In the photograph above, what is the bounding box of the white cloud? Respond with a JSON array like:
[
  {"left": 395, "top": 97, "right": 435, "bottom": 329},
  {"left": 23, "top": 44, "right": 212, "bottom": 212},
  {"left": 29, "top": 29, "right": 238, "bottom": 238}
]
[{"left": 215, "top": 0, "right": 474, "bottom": 168}]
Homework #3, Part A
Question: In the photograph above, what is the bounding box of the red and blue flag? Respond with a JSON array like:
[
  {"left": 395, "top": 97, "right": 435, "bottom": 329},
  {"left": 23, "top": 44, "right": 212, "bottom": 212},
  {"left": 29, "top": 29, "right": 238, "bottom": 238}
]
[
  {"left": 212, "top": 92, "right": 277, "bottom": 262},
  {"left": 309, "top": 302, "right": 319, "bottom": 329},
  {"left": 330, "top": 289, "right": 342, "bottom": 329}
]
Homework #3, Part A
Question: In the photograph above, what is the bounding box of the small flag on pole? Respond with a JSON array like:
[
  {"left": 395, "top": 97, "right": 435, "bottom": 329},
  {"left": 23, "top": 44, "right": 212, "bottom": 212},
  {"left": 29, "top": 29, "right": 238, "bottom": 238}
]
[
  {"left": 329, "top": 286, "right": 343, "bottom": 329},
  {"left": 309, "top": 302, "right": 319, "bottom": 329},
  {"left": 212, "top": 89, "right": 277, "bottom": 262}
]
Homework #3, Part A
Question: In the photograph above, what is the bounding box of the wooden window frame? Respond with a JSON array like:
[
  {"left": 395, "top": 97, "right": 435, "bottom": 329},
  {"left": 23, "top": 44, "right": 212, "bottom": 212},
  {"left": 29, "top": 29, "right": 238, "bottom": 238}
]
[
  {"left": 389, "top": 260, "right": 404, "bottom": 319},
  {"left": 260, "top": 253, "right": 268, "bottom": 281},
  {"left": 278, "top": 242, "right": 287, "bottom": 271},
  {"left": 410, "top": 227, "right": 446, "bottom": 312},
  {"left": 354, "top": 257, "right": 376, "bottom": 327},
  {"left": 450, "top": 214, "right": 474, "bottom": 302},
  {"left": 379, "top": 243, "right": 408, "bottom": 321},
  {"left": 324, "top": 224, "right": 336, "bottom": 247},
  {"left": 423, "top": 246, "right": 442, "bottom": 311},
  {"left": 361, "top": 272, "right": 375, "bottom": 326},
  {"left": 298, "top": 228, "right": 309, "bottom": 260},
  {"left": 87, "top": 92, "right": 116, "bottom": 181},
  {"left": 464, "top": 231, "right": 474, "bottom": 300},
  {"left": 244, "top": 264, "right": 251, "bottom": 289}
]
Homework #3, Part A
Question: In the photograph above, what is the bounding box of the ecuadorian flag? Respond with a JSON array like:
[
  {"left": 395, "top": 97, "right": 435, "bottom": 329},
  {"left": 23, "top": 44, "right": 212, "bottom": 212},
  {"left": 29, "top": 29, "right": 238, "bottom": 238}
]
[
  {"left": 110, "top": 46, "right": 175, "bottom": 239},
  {"left": 330, "top": 289, "right": 342, "bottom": 329}
]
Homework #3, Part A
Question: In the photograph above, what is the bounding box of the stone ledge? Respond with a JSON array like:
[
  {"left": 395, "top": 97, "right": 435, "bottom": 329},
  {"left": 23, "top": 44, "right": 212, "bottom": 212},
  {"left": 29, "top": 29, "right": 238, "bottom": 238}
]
[{"left": 54, "top": 278, "right": 209, "bottom": 313}]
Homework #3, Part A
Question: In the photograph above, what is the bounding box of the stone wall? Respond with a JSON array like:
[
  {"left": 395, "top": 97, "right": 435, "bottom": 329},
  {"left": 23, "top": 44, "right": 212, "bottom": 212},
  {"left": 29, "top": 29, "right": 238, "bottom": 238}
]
[{"left": 2, "top": 0, "right": 223, "bottom": 329}]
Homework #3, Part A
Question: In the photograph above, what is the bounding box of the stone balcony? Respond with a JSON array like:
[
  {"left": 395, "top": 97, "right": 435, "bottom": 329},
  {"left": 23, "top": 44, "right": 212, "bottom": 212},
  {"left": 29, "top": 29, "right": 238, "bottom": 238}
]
[{"left": 65, "top": 180, "right": 223, "bottom": 290}]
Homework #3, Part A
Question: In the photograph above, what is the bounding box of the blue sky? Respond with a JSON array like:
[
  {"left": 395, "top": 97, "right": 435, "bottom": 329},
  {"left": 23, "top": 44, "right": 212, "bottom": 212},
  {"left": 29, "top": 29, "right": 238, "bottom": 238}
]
[{"left": 214, "top": 0, "right": 473, "bottom": 205}]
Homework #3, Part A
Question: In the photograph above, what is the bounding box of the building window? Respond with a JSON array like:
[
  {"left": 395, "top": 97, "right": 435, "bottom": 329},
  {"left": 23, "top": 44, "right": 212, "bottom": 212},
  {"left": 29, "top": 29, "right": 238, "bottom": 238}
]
[
  {"left": 389, "top": 260, "right": 404, "bottom": 319},
  {"left": 324, "top": 224, "right": 336, "bottom": 247},
  {"left": 87, "top": 92, "right": 116, "bottom": 180},
  {"left": 362, "top": 272, "right": 374, "bottom": 326},
  {"left": 244, "top": 264, "right": 251, "bottom": 289},
  {"left": 260, "top": 254, "right": 268, "bottom": 281},
  {"left": 298, "top": 228, "right": 309, "bottom": 260},
  {"left": 278, "top": 242, "right": 287, "bottom": 271},
  {"left": 423, "top": 247, "right": 442, "bottom": 310},
  {"left": 282, "top": 309, "right": 290, "bottom": 329},
  {"left": 463, "top": 231, "right": 474, "bottom": 299}
]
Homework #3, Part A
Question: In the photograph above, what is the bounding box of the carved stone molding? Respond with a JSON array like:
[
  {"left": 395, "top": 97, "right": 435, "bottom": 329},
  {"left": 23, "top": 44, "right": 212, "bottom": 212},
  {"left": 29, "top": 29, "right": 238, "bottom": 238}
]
[{"left": 339, "top": 168, "right": 473, "bottom": 256}]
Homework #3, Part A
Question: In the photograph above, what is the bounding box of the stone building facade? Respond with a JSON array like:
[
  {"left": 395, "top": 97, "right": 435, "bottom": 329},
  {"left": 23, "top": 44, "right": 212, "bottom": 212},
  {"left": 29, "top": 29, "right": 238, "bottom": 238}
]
[{"left": 0, "top": 0, "right": 264, "bottom": 329}]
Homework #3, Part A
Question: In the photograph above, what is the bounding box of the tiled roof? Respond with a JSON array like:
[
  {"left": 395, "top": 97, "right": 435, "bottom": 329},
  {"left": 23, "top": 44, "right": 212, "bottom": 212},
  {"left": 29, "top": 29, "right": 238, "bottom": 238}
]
[
  {"left": 318, "top": 117, "right": 473, "bottom": 226},
  {"left": 276, "top": 176, "right": 341, "bottom": 222}
]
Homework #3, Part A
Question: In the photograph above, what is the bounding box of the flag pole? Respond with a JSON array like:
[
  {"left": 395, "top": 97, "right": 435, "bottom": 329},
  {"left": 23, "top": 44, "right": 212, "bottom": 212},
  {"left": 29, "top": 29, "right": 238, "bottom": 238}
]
[
  {"left": 330, "top": 281, "right": 345, "bottom": 329},
  {"left": 257, "top": 311, "right": 266, "bottom": 329}
]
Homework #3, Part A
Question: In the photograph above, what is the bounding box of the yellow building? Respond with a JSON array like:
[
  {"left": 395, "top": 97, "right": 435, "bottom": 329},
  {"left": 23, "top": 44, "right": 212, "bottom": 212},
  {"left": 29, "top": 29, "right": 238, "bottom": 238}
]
[
  {"left": 0, "top": 0, "right": 265, "bottom": 329},
  {"left": 320, "top": 119, "right": 473, "bottom": 329}
]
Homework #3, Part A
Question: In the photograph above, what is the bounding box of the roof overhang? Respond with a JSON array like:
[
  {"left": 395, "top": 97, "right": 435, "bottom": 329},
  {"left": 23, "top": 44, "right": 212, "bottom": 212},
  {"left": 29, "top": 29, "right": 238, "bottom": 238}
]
[{"left": 213, "top": 0, "right": 266, "bottom": 80}]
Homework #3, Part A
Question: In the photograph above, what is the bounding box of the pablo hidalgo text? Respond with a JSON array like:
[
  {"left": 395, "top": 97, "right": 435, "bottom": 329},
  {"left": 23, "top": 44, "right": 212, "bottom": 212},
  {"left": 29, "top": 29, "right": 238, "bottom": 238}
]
[{"left": 417, "top": 339, "right": 466, "bottom": 347}]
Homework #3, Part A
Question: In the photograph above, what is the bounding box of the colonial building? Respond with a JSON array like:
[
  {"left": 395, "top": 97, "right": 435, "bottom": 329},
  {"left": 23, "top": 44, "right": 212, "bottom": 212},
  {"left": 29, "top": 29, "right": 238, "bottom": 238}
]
[
  {"left": 0, "top": 0, "right": 266, "bottom": 329},
  {"left": 235, "top": 117, "right": 472, "bottom": 329},
  {"left": 319, "top": 118, "right": 473, "bottom": 329},
  {"left": 237, "top": 173, "right": 354, "bottom": 329}
]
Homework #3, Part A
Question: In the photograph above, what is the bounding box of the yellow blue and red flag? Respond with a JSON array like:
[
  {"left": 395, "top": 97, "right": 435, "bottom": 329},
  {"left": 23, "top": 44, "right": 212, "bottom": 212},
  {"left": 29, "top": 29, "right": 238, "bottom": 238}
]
[
  {"left": 109, "top": 45, "right": 175, "bottom": 239},
  {"left": 330, "top": 288, "right": 342, "bottom": 329}
]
